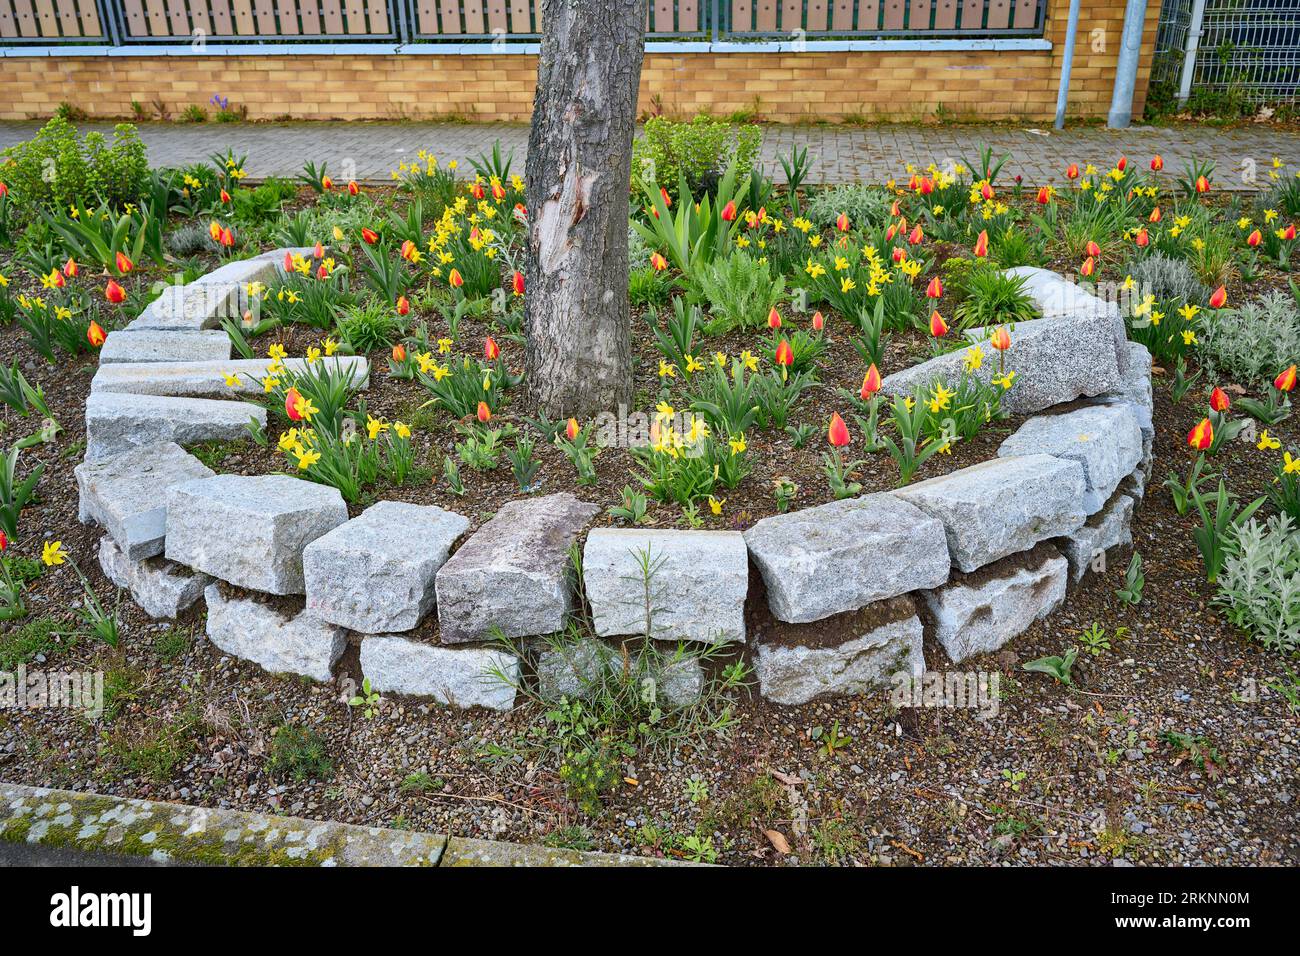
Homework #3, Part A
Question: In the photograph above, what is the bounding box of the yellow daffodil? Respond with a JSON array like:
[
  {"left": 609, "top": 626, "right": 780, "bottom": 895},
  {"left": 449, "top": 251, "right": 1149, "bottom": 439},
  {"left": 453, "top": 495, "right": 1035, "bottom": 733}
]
[
  {"left": 1257, "top": 430, "right": 1281, "bottom": 451},
  {"left": 41, "top": 540, "right": 67, "bottom": 566},
  {"left": 708, "top": 496, "right": 724, "bottom": 516},
  {"left": 294, "top": 448, "right": 321, "bottom": 470}
]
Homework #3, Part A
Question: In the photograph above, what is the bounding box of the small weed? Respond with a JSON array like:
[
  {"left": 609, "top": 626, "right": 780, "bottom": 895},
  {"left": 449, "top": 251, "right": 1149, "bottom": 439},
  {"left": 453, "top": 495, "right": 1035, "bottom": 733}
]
[{"left": 266, "top": 724, "right": 334, "bottom": 782}]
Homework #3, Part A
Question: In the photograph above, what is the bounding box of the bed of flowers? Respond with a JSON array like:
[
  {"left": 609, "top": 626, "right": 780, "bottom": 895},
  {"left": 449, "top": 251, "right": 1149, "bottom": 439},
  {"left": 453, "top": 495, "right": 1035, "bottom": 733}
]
[{"left": 0, "top": 116, "right": 1298, "bottom": 865}]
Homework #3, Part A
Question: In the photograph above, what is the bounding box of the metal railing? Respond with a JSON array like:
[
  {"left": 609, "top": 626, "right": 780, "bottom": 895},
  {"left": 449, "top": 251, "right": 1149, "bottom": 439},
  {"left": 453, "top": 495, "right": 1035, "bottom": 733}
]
[
  {"left": 0, "top": 0, "right": 1048, "bottom": 45},
  {"left": 1153, "top": 0, "right": 1300, "bottom": 104}
]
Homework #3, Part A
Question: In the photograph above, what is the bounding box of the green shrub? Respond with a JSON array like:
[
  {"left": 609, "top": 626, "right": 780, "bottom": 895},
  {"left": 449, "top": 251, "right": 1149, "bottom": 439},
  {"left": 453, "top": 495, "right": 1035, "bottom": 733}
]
[
  {"left": 0, "top": 118, "right": 148, "bottom": 214},
  {"left": 1201, "top": 292, "right": 1300, "bottom": 389},
  {"left": 805, "top": 183, "right": 892, "bottom": 230},
  {"left": 1126, "top": 251, "right": 1208, "bottom": 305},
  {"left": 953, "top": 266, "right": 1038, "bottom": 331},
  {"left": 633, "top": 115, "right": 761, "bottom": 198},
  {"left": 1216, "top": 514, "right": 1300, "bottom": 654},
  {"left": 695, "top": 251, "right": 785, "bottom": 333},
  {"left": 629, "top": 266, "right": 671, "bottom": 307},
  {"left": 338, "top": 298, "right": 403, "bottom": 354}
]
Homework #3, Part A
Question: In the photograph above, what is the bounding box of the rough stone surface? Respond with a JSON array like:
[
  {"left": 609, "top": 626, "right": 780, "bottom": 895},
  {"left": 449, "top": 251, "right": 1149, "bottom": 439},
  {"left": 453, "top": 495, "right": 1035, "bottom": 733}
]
[
  {"left": 1004, "top": 266, "right": 1130, "bottom": 373},
  {"left": 98, "top": 535, "right": 209, "bottom": 619},
  {"left": 1093, "top": 340, "right": 1154, "bottom": 440},
  {"left": 882, "top": 314, "right": 1121, "bottom": 416},
  {"left": 303, "top": 500, "right": 468, "bottom": 633},
  {"left": 755, "top": 600, "right": 923, "bottom": 705},
  {"left": 91, "top": 356, "right": 369, "bottom": 397},
  {"left": 583, "top": 529, "right": 748, "bottom": 644},
  {"left": 204, "top": 584, "right": 346, "bottom": 682},
  {"left": 359, "top": 635, "right": 518, "bottom": 711},
  {"left": 435, "top": 493, "right": 599, "bottom": 644},
  {"left": 85, "top": 392, "right": 266, "bottom": 461},
  {"left": 1060, "top": 491, "right": 1135, "bottom": 583},
  {"left": 74, "top": 441, "right": 214, "bottom": 560},
  {"left": 535, "top": 640, "right": 703, "bottom": 708},
  {"left": 897, "top": 454, "right": 1088, "bottom": 572},
  {"left": 744, "top": 493, "right": 950, "bottom": 623},
  {"left": 167, "top": 475, "right": 348, "bottom": 595},
  {"left": 997, "top": 403, "right": 1144, "bottom": 514},
  {"left": 924, "top": 544, "right": 1069, "bottom": 663},
  {"left": 99, "top": 329, "right": 232, "bottom": 365}
]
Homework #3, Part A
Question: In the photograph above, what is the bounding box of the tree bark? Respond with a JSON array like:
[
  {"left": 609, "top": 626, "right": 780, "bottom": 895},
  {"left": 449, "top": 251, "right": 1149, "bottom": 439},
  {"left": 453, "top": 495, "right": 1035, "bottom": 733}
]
[{"left": 524, "top": 0, "right": 645, "bottom": 419}]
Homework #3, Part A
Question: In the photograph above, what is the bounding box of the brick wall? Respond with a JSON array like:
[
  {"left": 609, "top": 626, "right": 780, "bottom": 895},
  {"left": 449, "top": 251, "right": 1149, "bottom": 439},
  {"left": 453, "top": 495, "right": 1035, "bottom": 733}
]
[{"left": 0, "top": 1, "right": 1160, "bottom": 123}]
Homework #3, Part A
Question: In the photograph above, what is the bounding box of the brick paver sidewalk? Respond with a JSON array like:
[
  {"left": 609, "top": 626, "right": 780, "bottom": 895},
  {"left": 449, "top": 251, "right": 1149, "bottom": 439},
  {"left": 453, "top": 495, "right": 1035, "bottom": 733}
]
[{"left": 2, "top": 120, "right": 1297, "bottom": 189}]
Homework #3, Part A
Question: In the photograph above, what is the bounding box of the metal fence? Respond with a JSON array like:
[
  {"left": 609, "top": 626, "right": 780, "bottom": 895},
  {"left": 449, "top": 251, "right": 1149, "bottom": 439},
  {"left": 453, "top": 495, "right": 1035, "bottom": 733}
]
[
  {"left": 1153, "top": 0, "right": 1300, "bottom": 104},
  {"left": 0, "top": 0, "right": 1047, "bottom": 44}
]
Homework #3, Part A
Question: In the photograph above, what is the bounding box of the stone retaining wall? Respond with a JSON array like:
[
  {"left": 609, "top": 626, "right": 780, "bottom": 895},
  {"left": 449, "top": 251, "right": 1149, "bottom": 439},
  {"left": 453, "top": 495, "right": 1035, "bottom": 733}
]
[{"left": 77, "top": 255, "right": 1153, "bottom": 710}]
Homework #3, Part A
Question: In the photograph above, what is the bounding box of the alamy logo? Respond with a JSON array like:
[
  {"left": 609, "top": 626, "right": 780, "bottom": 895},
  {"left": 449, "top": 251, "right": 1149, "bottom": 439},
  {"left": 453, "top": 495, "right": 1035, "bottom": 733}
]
[{"left": 49, "top": 886, "right": 152, "bottom": 936}]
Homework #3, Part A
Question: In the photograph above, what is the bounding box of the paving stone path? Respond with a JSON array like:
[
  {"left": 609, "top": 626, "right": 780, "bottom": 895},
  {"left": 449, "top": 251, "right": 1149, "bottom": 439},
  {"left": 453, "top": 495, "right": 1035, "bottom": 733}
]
[{"left": 3, "top": 120, "right": 1297, "bottom": 188}]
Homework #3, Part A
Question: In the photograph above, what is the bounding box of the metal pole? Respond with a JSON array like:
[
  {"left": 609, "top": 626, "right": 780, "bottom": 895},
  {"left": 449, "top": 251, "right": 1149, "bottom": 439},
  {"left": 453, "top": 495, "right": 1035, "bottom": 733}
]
[
  {"left": 1054, "top": 0, "right": 1083, "bottom": 129},
  {"left": 1176, "top": 0, "right": 1208, "bottom": 106},
  {"left": 1107, "top": 0, "right": 1151, "bottom": 128}
]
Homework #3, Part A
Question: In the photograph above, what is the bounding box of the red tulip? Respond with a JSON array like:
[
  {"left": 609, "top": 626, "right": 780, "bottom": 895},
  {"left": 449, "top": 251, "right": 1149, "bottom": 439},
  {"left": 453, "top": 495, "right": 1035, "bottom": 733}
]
[
  {"left": 63, "top": 257, "right": 78, "bottom": 278},
  {"left": 0, "top": 530, "right": 6, "bottom": 551},
  {"left": 1285, "top": 223, "right": 1297, "bottom": 241},
  {"left": 891, "top": 245, "right": 906, "bottom": 264},
  {"left": 348, "top": 181, "right": 360, "bottom": 196},
  {"left": 361, "top": 227, "right": 379, "bottom": 245},
  {"left": 321, "top": 176, "right": 333, "bottom": 190},
  {"left": 220, "top": 189, "right": 231, "bottom": 204},
  {"left": 565, "top": 417, "right": 580, "bottom": 441},
  {"left": 1209, "top": 386, "right": 1230, "bottom": 412},
  {"left": 392, "top": 343, "right": 406, "bottom": 363},
  {"left": 1116, "top": 156, "right": 1127, "bottom": 172},
  {"left": 909, "top": 224, "right": 924, "bottom": 245},
  {"left": 219, "top": 227, "right": 234, "bottom": 247},
  {"left": 1195, "top": 175, "right": 1210, "bottom": 194},
  {"left": 1208, "top": 285, "right": 1227, "bottom": 309},
  {"left": 115, "top": 251, "right": 133, "bottom": 274},
  {"left": 980, "top": 182, "right": 994, "bottom": 201},
  {"left": 87, "top": 320, "right": 106, "bottom": 348},
  {"left": 396, "top": 295, "right": 410, "bottom": 316},
  {"left": 720, "top": 201, "right": 737, "bottom": 222},
  {"left": 1066, "top": 164, "right": 1079, "bottom": 180},
  {"left": 973, "top": 230, "right": 989, "bottom": 258},
  {"left": 827, "top": 412, "right": 851, "bottom": 447},
  {"left": 768, "top": 308, "right": 782, "bottom": 330},
  {"left": 1276, "top": 365, "right": 1297, "bottom": 392},
  {"left": 1134, "top": 228, "right": 1149, "bottom": 247},
  {"left": 918, "top": 177, "right": 934, "bottom": 196},
  {"left": 989, "top": 326, "right": 1011, "bottom": 351},
  {"left": 1150, "top": 155, "right": 1163, "bottom": 171},
  {"left": 1187, "top": 417, "right": 1213, "bottom": 451},
  {"left": 285, "top": 387, "right": 304, "bottom": 422},
  {"left": 313, "top": 241, "right": 324, "bottom": 259},
  {"left": 0, "top": 182, "right": 7, "bottom": 198},
  {"left": 660, "top": 186, "right": 672, "bottom": 208},
  {"left": 831, "top": 212, "right": 847, "bottom": 233},
  {"left": 929, "top": 310, "right": 948, "bottom": 338},
  {"left": 925, "top": 276, "right": 943, "bottom": 299},
  {"left": 650, "top": 252, "right": 667, "bottom": 271},
  {"left": 511, "top": 271, "right": 525, "bottom": 296},
  {"left": 1149, "top": 206, "right": 1162, "bottom": 223},
  {"left": 890, "top": 200, "right": 901, "bottom": 217},
  {"left": 1036, "top": 186, "right": 1051, "bottom": 204},
  {"left": 860, "top": 363, "right": 881, "bottom": 399},
  {"left": 1247, "top": 229, "right": 1262, "bottom": 248},
  {"left": 775, "top": 338, "right": 794, "bottom": 368},
  {"left": 399, "top": 240, "right": 417, "bottom": 262},
  {"left": 811, "top": 310, "right": 825, "bottom": 332},
  {"left": 105, "top": 280, "right": 126, "bottom": 304},
  {"left": 477, "top": 401, "right": 491, "bottom": 423},
  {"left": 470, "top": 181, "right": 485, "bottom": 200},
  {"left": 1080, "top": 256, "right": 1095, "bottom": 278},
  {"left": 283, "top": 251, "right": 294, "bottom": 270},
  {"left": 1085, "top": 240, "right": 1101, "bottom": 258},
  {"left": 484, "top": 336, "right": 500, "bottom": 361}
]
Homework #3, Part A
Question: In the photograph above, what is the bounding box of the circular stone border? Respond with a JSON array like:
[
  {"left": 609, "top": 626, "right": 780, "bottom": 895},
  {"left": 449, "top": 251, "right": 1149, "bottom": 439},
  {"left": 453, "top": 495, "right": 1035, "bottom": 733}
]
[{"left": 76, "top": 252, "right": 1154, "bottom": 709}]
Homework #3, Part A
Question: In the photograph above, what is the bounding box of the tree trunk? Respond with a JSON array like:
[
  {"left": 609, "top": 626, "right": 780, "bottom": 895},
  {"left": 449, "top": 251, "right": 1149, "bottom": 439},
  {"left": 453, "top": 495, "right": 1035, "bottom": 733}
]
[{"left": 524, "top": 0, "right": 645, "bottom": 419}]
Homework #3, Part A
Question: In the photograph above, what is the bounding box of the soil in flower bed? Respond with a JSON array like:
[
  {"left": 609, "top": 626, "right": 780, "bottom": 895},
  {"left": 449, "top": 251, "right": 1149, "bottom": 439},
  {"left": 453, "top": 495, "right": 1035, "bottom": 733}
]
[{"left": 2, "top": 305, "right": 1298, "bottom": 863}]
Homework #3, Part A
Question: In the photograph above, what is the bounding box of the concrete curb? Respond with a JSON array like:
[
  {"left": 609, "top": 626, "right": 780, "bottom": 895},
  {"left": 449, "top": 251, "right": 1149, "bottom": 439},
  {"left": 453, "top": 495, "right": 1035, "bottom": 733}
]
[{"left": 0, "top": 783, "right": 687, "bottom": 867}]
